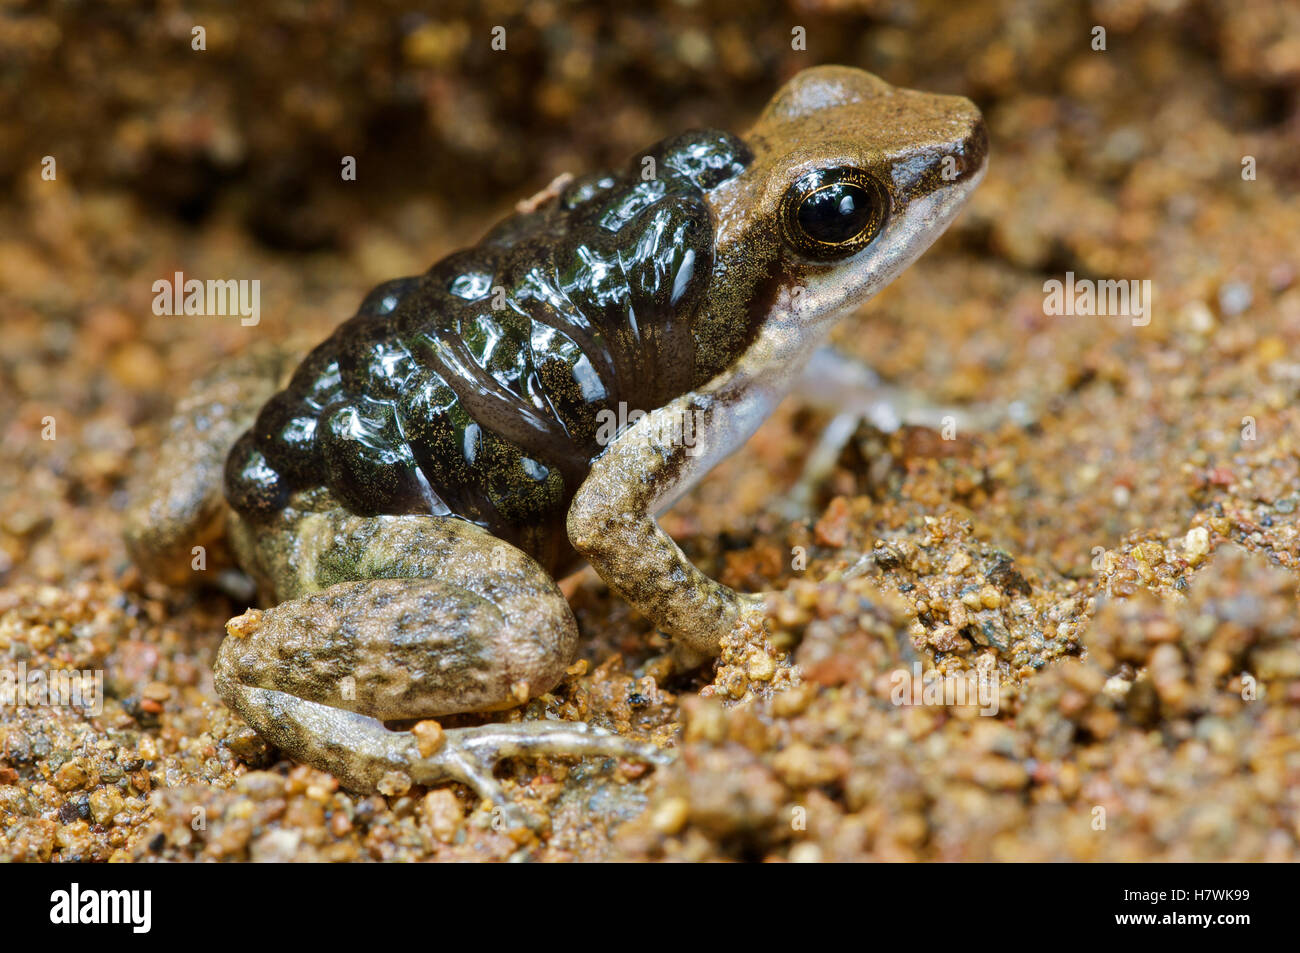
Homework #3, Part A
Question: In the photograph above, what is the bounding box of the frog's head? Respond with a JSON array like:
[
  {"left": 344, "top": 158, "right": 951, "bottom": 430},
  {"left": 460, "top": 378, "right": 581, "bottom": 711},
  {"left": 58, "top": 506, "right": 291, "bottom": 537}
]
[{"left": 704, "top": 65, "right": 987, "bottom": 375}]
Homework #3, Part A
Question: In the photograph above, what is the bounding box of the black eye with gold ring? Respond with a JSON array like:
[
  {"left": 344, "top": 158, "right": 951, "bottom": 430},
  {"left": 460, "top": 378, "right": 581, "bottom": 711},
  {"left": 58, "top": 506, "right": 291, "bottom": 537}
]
[{"left": 780, "top": 166, "right": 889, "bottom": 260}]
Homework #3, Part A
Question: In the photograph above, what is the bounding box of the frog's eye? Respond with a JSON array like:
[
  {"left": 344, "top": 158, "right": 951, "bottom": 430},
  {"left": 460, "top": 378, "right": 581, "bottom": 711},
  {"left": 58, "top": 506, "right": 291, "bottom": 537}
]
[{"left": 780, "top": 167, "right": 888, "bottom": 260}]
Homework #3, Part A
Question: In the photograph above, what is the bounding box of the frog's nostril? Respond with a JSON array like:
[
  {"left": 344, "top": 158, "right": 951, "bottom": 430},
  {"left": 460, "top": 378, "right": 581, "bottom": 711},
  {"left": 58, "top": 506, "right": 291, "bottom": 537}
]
[
  {"left": 967, "top": 115, "right": 993, "bottom": 174},
  {"left": 947, "top": 114, "right": 989, "bottom": 183},
  {"left": 967, "top": 117, "right": 989, "bottom": 168}
]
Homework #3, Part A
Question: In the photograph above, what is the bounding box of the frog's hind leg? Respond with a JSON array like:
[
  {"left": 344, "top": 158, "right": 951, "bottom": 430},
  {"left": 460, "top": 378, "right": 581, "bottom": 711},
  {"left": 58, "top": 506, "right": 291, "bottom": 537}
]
[
  {"left": 214, "top": 513, "right": 665, "bottom": 828},
  {"left": 124, "top": 345, "right": 294, "bottom": 586}
]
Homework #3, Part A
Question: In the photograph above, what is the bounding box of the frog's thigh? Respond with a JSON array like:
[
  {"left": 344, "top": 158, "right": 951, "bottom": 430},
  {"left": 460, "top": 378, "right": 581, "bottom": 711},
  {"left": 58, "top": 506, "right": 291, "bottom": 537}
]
[
  {"left": 124, "top": 345, "right": 294, "bottom": 584},
  {"left": 214, "top": 514, "right": 660, "bottom": 806},
  {"left": 567, "top": 396, "right": 763, "bottom": 658},
  {"left": 215, "top": 576, "right": 572, "bottom": 796},
  {"left": 218, "top": 513, "right": 576, "bottom": 718}
]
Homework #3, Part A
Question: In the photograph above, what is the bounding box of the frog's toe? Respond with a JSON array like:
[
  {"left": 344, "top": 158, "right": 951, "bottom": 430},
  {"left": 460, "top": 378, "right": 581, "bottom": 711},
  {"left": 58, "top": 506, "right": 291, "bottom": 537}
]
[
  {"left": 213, "top": 576, "right": 668, "bottom": 830},
  {"left": 415, "top": 722, "right": 670, "bottom": 831},
  {"left": 447, "top": 721, "right": 670, "bottom": 770},
  {"left": 216, "top": 671, "right": 667, "bottom": 832}
]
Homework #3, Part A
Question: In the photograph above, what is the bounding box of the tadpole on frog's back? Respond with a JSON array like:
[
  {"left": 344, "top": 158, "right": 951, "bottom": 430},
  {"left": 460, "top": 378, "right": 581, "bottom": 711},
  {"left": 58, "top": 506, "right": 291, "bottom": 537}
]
[{"left": 125, "top": 66, "right": 987, "bottom": 829}]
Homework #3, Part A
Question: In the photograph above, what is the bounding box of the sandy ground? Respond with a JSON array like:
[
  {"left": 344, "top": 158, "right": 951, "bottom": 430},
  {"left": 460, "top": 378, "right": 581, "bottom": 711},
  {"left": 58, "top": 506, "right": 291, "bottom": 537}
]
[{"left": 2, "top": 0, "right": 1300, "bottom": 860}]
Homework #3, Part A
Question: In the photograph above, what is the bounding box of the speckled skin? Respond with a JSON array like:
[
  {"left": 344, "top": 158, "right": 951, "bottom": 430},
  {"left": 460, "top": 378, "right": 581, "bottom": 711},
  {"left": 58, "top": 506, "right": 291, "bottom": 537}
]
[{"left": 125, "top": 67, "right": 986, "bottom": 826}]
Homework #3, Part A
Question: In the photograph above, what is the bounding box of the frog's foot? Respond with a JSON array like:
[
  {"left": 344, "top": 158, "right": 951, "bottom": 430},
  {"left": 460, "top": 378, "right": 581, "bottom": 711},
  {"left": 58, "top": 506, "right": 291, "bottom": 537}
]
[
  {"left": 412, "top": 722, "right": 669, "bottom": 830},
  {"left": 665, "top": 591, "right": 770, "bottom": 674},
  {"left": 218, "top": 672, "right": 666, "bottom": 829},
  {"left": 214, "top": 520, "right": 669, "bottom": 830}
]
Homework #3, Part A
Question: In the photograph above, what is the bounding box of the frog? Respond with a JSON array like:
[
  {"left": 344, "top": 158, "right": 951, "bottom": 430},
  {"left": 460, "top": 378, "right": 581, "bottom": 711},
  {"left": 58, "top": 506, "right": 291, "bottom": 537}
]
[{"left": 125, "top": 65, "right": 987, "bottom": 827}]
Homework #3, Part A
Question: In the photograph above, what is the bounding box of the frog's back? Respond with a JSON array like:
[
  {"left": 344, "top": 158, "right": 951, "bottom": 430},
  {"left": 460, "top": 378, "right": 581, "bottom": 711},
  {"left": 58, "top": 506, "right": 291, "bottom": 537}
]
[{"left": 225, "top": 131, "right": 755, "bottom": 573}]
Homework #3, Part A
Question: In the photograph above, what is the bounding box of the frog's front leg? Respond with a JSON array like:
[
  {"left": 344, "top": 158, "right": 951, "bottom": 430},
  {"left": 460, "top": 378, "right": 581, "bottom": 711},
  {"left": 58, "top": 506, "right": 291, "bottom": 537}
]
[
  {"left": 783, "top": 346, "right": 1033, "bottom": 517},
  {"left": 568, "top": 377, "right": 780, "bottom": 658},
  {"left": 214, "top": 513, "right": 664, "bottom": 828}
]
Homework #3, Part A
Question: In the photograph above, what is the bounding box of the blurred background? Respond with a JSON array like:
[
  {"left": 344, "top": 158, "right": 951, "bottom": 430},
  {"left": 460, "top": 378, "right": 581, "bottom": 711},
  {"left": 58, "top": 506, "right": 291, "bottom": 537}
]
[{"left": 4, "top": 0, "right": 1297, "bottom": 247}]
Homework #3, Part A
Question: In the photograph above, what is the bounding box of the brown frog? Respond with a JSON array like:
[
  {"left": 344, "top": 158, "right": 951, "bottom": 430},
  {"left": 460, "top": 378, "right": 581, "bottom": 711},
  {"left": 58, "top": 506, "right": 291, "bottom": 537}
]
[{"left": 125, "top": 66, "right": 987, "bottom": 827}]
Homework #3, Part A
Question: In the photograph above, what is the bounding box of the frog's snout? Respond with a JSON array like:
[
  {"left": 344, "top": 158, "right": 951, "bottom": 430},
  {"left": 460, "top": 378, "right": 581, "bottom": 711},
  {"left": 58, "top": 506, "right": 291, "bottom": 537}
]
[
  {"left": 953, "top": 104, "right": 989, "bottom": 185},
  {"left": 904, "top": 90, "right": 987, "bottom": 191}
]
